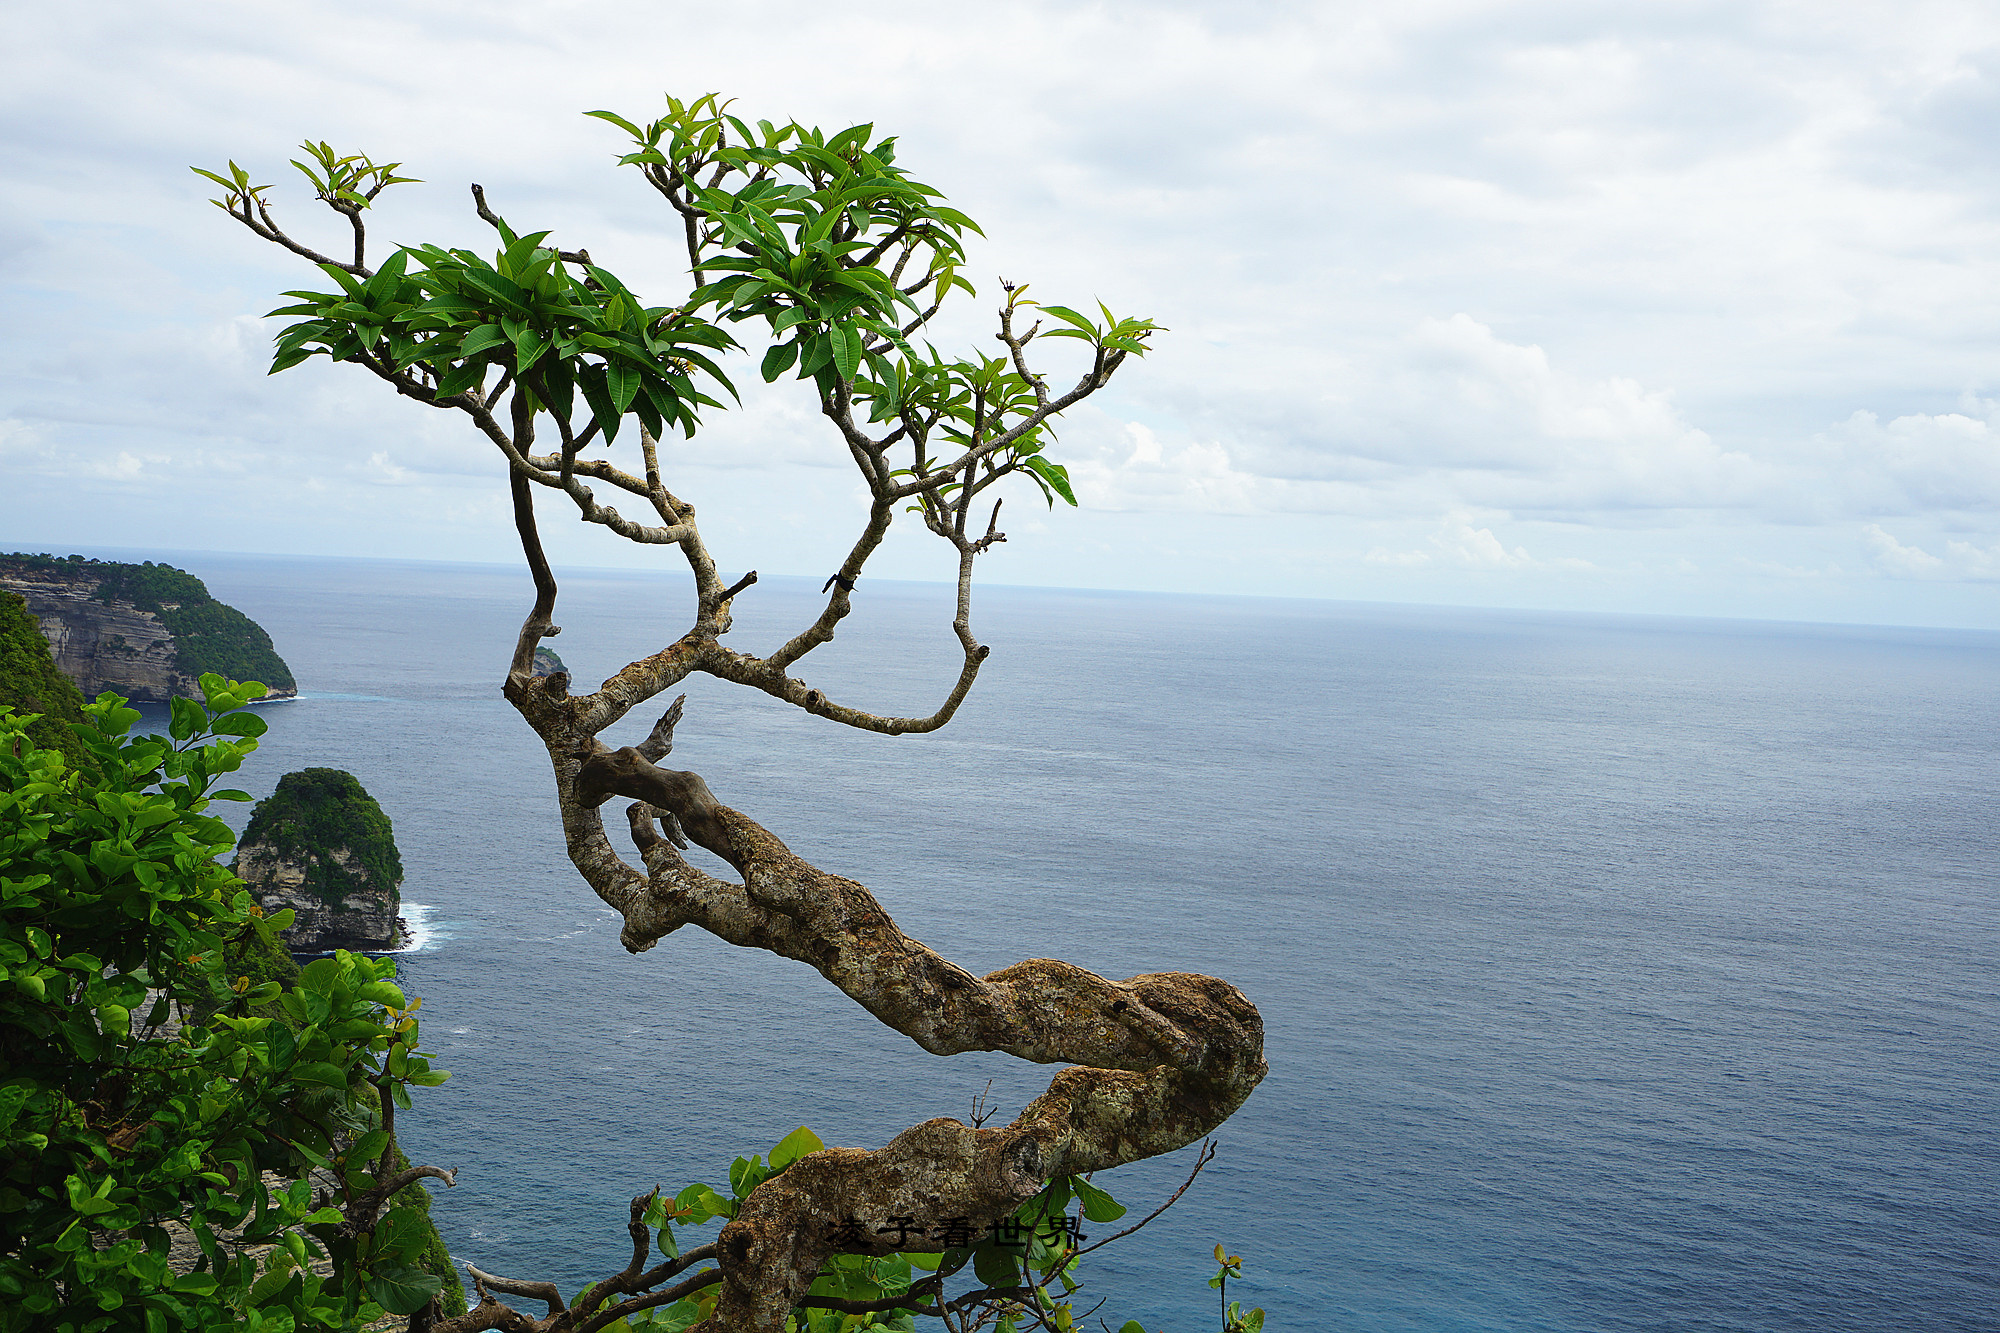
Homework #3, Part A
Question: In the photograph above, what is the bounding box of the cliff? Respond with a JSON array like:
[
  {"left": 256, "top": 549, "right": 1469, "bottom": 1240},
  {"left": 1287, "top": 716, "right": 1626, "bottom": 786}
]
[
  {"left": 0, "top": 553, "right": 296, "bottom": 702},
  {"left": 234, "top": 768, "right": 407, "bottom": 953},
  {"left": 0, "top": 588, "right": 91, "bottom": 768}
]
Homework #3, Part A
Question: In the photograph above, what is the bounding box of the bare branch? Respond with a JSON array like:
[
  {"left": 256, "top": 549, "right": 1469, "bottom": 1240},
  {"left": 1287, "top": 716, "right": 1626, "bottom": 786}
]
[
  {"left": 465, "top": 1265, "right": 566, "bottom": 1314},
  {"left": 219, "top": 196, "right": 369, "bottom": 276},
  {"left": 634, "top": 694, "right": 685, "bottom": 763},
  {"left": 1075, "top": 1140, "right": 1216, "bottom": 1257},
  {"left": 507, "top": 470, "right": 561, "bottom": 681}
]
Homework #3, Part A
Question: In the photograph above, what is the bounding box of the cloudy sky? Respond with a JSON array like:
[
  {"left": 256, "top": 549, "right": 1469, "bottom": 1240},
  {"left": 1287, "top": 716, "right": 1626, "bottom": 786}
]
[{"left": 4, "top": 1, "right": 1999, "bottom": 628}]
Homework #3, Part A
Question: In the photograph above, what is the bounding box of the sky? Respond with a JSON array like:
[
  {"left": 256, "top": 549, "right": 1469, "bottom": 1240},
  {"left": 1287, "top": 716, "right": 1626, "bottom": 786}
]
[{"left": 3, "top": 1, "right": 1999, "bottom": 629}]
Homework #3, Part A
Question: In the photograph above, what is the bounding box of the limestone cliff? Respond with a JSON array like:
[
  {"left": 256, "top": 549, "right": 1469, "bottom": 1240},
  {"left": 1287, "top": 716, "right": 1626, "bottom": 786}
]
[
  {"left": 0, "top": 553, "right": 296, "bottom": 702},
  {"left": 234, "top": 768, "right": 407, "bottom": 953}
]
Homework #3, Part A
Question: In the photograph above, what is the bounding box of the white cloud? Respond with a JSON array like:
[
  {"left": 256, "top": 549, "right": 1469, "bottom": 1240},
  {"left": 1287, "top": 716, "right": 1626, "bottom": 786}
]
[
  {"left": 1365, "top": 511, "right": 1594, "bottom": 571},
  {"left": 3, "top": 0, "right": 2000, "bottom": 624},
  {"left": 1816, "top": 403, "right": 2000, "bottom": 516},
  {"left": 1863, "top": 522, "right": 2000, "bottom": 579},
  {"left": 1945, "top": 538, "right": 2000, "bottom": 578}
]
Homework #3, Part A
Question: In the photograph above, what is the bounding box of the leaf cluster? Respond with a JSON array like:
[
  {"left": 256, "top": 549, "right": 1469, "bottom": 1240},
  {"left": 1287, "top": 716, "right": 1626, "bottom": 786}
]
[
  {"left": 205, "top": 95, "right": 1158, "bottom": 556},
  {"left": 596, "top": 99, "right": 978, "bottom": 399},
  {"left": 595, "top": 1126, "right": 1154, "bottom": 1333},
  {"left": 0, "top": 682, "right": 451, "bottom": 1331},
  {"left": 266, "top": 232, "right": 736, "bottom": 448},
  {"left": 586, "top": 98, "right": 1158, "bottom": 513}
]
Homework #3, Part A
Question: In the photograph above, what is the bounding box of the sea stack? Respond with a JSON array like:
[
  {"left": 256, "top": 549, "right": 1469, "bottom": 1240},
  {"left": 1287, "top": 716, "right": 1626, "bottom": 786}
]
[{"left": 234, "top": 769, "right": 407, "bottom": 953}]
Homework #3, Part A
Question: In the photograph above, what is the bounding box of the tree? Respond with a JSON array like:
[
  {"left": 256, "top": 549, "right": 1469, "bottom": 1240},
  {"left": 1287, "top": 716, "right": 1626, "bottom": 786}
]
[
  {"left": 199, "top": 95, "right": 1268, "bottom": 1333},
  {"left": 0, "top": 680, "right": 460, "bottom": 1332}
]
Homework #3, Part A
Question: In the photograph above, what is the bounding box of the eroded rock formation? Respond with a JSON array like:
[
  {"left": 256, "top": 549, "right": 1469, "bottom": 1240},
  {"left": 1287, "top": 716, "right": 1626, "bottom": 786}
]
[{"left": 234, "top": 768, "right": 407, "bottom": 953}]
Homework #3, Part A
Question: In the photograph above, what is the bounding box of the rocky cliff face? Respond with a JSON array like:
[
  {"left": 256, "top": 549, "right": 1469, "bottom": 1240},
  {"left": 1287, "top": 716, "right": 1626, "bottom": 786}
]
[
  {"left": 0, "top": 554, "right": 296, "bottom": 702},
  {"left": 235, "top": 842, "right": 406, "bottom": 953},
  {"left": 233, "top": 769, "right": 406, "bottom": 953}
]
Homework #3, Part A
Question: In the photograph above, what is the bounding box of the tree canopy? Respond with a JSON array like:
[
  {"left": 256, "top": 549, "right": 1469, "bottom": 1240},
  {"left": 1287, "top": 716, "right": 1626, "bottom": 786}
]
[{"left": 200, "top": 93, "right": 1265, "bottom": 1333}]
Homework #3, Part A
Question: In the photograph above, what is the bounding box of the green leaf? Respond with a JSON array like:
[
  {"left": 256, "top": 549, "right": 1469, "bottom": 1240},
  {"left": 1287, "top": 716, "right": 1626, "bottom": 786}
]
[
  {"left": 514, "top": 329, "right": 551, "bottom": 372},
  {"left": 458, "top": 323, "right": 509, "bottom": 357},
  {"left": 827, "top": 324, "right": 860, "bottom": 382},
  {"left": 167, "top": 695, "right": 205, "bottom": 742},
  {"left": 267, "top": 1018, "right": 296, "bottom": 1069},
  {"left": 458, "top": 267, "right": 529, "bottom": 313},
  {"left": 365, "top": 1263, "right": 443, "bottom": 1316},
  {"left": 585, "top": 109, "right": 649, "bottom": 140},
  {"left": 1022, "top": 455, "right": 1077, "bottom": 507},
  {"left": 767, "top": 1125, "right": 824, "bottom": 1172},
  {"left": 209, "top": 712, "right": 267, "bottom": 738},
  {"left": 538, "top": 357, "right": 575, "bottom": 420},
  {"left": 1070, "top": 1177, "right": 1126, "bottom": 1223},
  {"left": 300, "top": 957, "right": 342, "bottom": 994},
  {"left": 606, "top": 358, "right": 641, "bottom": 412},
  {"left": 972, "top": 1244, "right": 1019, "bottom": 1289},
  {"left": 316, "top": 263, "right": 364, "bottom": 297},
  {"left": 248, "top": 1254, "right": 302, "bottom": 1307},
  {"left": 576, "top": 364, "right": 621, "bottom": 442},
  {"left": 436, "top": 360, "right": 488, "bottom": 398},
  {"left": 371, "top": 1205, "right": 431, "bottom": 1261},
  {"left": 347, "top": 1129, "right": 390, "bottom": 1168},
  {"left": 728, "top": 1154, "right": 768, "bottom": 1200},
  {"left": 760, "top": 339, "right": 799, "bottom": 383}
]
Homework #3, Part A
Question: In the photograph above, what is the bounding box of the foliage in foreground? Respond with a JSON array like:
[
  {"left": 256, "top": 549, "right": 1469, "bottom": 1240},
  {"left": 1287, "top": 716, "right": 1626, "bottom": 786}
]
[
  {"left": 0, "top": 670, "right": 1257, "bottom": 1331},
  {"left": 461, "top": 1123, "right": 1259, "bottom": 1333},
  {"left": 0, "top": 679, "right": 454, "bottom": 1332}
]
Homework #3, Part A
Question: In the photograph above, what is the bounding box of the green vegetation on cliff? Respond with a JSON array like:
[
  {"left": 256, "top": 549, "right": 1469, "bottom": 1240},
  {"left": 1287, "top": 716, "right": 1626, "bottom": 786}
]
[
  {"left": 0, "top": 589, "right": 89, "bottom": 768},
  {"left": 239, "top": 768, "right": 403, "bottom": 907},
  {"left": 0, "top": 552, "right": 296, "bottom": 693},
  {"left": 0, "top": 680, "right": 457, "bottom": 1330}
]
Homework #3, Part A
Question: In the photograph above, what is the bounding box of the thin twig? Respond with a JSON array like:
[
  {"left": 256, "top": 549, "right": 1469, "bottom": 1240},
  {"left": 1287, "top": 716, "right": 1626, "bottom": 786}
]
[{"left": 1076, "top": 1140, "right": 1217, "bottom": 1257}]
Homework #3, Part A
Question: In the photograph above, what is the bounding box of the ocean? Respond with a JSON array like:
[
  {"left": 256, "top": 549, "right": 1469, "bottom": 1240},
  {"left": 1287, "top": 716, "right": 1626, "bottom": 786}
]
[{"left": 102, "top": 551, "right": 2000, "bottom": 1331}]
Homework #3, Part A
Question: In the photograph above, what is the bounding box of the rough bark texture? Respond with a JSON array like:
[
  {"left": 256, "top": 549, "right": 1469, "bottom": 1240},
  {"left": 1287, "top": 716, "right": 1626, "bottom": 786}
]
[{"left": 494, "top": 663, "right": 1266, "bottom": 1333}]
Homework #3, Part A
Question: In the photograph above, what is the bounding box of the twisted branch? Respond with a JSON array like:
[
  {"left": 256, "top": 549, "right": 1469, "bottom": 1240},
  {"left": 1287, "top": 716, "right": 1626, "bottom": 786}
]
[
  {"left": 482, "top": 671, "right": 1265, "bottom": 1333},
  {"left": 216, "top": 121, "right": 1223, "bottom": 1333}
]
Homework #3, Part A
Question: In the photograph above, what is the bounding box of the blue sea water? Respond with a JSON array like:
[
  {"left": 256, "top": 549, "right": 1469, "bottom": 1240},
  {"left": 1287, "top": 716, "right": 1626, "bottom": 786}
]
[{"left": 111, "top": 553, "right": 2000, "bottom": 1331}]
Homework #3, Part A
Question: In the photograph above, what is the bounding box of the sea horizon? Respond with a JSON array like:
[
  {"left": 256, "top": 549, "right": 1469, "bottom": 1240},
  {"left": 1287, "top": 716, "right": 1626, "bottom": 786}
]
[{"left": 8, "top": 538, "right": 1999, "bottom": 641}]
